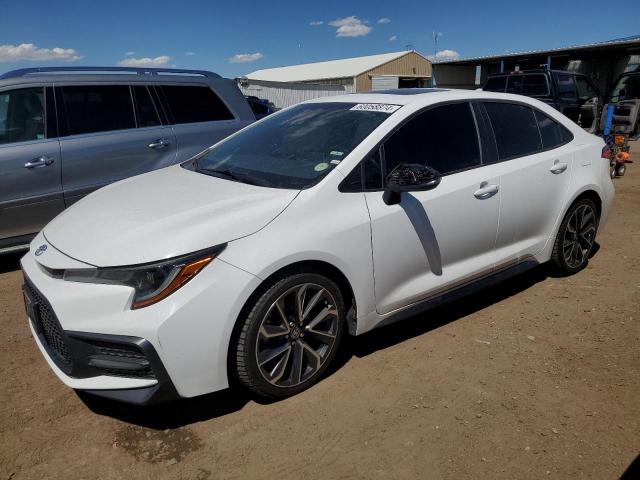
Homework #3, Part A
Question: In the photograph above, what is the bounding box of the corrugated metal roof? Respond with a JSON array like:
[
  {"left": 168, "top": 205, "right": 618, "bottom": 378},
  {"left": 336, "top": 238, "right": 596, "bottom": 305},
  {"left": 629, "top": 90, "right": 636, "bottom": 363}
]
[
  {"left": 245, "top": 51, "right": 427, "bottom": 82},
  {"left": 434, "top": 35, "right": 640, "bottom": 65}
]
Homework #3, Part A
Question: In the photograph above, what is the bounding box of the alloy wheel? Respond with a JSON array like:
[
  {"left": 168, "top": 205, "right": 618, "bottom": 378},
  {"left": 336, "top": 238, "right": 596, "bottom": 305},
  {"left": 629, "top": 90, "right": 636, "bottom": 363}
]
[
  {"left": 563, "top": 204, "right": 597, "bottom": 269},
  {"left": 255, "top": 283, "right": 339, "bottom": 387}
]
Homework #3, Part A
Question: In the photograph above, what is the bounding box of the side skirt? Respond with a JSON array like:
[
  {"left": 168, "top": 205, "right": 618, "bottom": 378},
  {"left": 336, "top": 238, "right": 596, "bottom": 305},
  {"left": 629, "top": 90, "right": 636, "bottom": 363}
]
[{"left": 370, "top": 259, "right": 540, "bottom": 332}]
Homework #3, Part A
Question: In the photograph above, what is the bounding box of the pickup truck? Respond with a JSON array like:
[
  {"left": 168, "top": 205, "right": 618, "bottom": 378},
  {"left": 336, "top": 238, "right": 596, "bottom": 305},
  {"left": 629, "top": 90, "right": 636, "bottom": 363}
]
[{"left": 483, "top": 69, "right": 602, "bottom": 133}]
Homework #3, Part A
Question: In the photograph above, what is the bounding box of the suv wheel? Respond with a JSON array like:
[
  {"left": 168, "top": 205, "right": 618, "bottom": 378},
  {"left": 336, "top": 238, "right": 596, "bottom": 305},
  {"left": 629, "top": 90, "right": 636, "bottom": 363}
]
[
  {"left": 549, "top": 199, "right": 599, "bottom": 276},
  {"left": 233, "top": 273, "right": 345, "bottom": 399}
]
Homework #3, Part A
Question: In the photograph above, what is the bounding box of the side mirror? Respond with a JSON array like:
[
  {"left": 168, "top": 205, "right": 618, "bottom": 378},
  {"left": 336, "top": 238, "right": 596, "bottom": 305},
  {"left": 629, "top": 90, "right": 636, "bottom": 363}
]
[{"left": 382, "top": 163, "right": 441, "bottom": 205}]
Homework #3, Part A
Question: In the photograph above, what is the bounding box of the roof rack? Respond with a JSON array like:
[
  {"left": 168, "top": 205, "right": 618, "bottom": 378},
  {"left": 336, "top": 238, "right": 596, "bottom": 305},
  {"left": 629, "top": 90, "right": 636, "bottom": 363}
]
[{"left": 0, "top": 66, "right": 221, "bottom": 80}]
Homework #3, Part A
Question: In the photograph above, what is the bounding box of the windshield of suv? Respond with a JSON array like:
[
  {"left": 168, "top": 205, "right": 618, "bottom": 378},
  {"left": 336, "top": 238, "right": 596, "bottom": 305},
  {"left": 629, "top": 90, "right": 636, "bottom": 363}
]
[
  {"left": 610, "top": 74, "right": 640, "bottom": 102},
  {"left": 193, "top": 102, "right": 394, "bottom": 189}
]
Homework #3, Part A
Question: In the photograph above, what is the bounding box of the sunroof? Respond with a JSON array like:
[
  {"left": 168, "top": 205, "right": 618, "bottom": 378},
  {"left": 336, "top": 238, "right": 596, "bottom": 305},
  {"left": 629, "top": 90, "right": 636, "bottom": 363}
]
[{"left": 374, "top": 88, "right": 449, "bottom": 95}]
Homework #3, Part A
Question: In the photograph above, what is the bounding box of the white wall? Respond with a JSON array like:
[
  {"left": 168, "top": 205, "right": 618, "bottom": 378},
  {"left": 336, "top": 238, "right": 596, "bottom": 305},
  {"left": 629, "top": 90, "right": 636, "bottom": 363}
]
[{"left": 238, "top": 79, "right": 355, "bottom": 109}]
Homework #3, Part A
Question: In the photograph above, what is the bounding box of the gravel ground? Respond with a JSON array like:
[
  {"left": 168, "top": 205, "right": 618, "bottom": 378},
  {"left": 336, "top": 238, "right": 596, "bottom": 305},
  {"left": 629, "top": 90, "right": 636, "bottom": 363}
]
[{"left": 1, "top": 145, "right": 638, "bottom": 480}]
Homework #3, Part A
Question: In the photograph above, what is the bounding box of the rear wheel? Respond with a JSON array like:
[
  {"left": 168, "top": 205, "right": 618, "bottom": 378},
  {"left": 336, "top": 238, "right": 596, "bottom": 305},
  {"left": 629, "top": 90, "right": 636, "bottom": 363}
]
[
  {"left": 233, "top": 273, "right": 345, "bottom": 399},
  {"left": 549, "top": 199, "right": 599, "bottom": 276}
]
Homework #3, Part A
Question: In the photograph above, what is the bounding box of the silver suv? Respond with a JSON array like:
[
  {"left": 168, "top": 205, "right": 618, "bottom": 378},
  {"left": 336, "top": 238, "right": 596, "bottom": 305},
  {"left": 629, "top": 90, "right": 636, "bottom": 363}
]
[{"left": 0, "top": 67, "right": 255, "bottom": 254}]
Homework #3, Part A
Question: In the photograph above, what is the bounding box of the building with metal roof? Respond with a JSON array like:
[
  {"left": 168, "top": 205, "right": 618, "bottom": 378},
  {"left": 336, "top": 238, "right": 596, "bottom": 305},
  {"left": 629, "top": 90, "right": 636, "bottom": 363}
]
[{"left": 239, "top": 50, "right": 432, "bottom": 108}]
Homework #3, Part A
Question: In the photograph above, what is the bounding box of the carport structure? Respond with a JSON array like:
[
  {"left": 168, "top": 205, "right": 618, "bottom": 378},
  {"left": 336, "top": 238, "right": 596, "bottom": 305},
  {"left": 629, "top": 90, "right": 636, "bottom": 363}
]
[{"left": 433, "top": 35, "right": 640, "bottom": 95}]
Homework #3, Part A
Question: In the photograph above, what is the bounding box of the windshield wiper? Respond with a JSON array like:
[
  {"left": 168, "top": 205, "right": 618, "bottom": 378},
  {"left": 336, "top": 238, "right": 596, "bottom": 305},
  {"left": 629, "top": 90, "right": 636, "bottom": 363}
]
[{"left": 198, "top": 168, "right": 267, "bottom": 187}]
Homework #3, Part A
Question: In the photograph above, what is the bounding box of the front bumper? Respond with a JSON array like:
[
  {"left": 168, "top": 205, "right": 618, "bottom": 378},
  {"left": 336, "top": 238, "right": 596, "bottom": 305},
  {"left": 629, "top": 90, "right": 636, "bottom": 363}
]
[
  {"left": 24, "top": 277, "right": 178, "bottom": 404},
  {"left": 21, "top": 234, "right": 262, "bottom": 402}
]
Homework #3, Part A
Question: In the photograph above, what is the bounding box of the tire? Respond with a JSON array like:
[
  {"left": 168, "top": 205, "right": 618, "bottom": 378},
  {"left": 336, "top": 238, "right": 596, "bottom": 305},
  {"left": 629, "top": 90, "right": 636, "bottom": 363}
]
[
  {"left": 549, "top": 198, "right": 599, "bottom": 276},
  {"left": 232, "top": 272, "right": 345, "bottom": 400},
  {"left": 616, "top": 163, "right": 626, "bottom": 177},
  {"left": 610, "top": 164, "right": 617, "bottom": 179}
]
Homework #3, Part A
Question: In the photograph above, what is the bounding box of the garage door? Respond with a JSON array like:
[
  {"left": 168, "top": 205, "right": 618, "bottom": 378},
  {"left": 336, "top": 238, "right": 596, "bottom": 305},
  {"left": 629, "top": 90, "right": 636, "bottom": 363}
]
[{"left": 371, "top": 76, "right": 399, "bottom": 91}]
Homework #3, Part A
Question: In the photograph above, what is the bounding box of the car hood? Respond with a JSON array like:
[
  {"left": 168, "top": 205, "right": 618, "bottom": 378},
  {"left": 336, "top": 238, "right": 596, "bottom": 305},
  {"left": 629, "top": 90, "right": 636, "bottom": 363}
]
[{"left": 44, "top": 165, "right": 299, "bottom": 267}]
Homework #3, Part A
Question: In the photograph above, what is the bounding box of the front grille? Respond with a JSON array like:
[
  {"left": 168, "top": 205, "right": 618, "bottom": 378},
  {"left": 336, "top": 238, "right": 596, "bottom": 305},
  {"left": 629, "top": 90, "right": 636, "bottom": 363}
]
[
  {"left": 25, "top": 282, "right": 72, "bottom": 366},
  {"left": 85, "top": 339, "right": 156, "bottom": 379}
]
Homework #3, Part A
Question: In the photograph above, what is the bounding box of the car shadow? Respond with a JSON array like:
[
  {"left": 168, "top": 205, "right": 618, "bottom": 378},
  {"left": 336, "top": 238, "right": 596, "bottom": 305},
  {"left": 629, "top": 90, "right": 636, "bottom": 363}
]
[
  {"left": 345, "top": 264, "right": 549, "bottom": 359},
  {"left": 77, "top": 387, "right": 253, "bottom": 430},
  {"left": 620, "top": 453, "right": 640, "bottom": 479},
  {"left": 0, "top": 251, "right": 24, "bottom": 274},
  {"left": 400, "top": 193, "right": 442, "bottom": 275},
  {"left": 80, "top": 264, "right": 550, "bottom": 430}
]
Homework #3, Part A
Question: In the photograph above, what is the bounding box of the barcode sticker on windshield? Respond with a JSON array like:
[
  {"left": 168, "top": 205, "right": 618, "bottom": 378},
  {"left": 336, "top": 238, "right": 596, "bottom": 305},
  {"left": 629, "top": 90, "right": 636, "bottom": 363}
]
[{"left": 350, "top": 103, "right": 401, "bottom": 113}]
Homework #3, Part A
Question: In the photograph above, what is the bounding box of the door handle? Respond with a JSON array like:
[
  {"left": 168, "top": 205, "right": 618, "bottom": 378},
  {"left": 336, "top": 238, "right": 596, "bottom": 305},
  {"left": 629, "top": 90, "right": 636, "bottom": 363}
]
[
  {"left": 24, "top": 156, "right": 54, "bottom": 169},
  {"left": 148, "top": 139, "right": 170, "bottom": 149},
  {"left": 473, "top": 183, "right": 499, "bottom": 199},
  {"left": 550, "top": 160, "right": 568, "bottom": 174}
]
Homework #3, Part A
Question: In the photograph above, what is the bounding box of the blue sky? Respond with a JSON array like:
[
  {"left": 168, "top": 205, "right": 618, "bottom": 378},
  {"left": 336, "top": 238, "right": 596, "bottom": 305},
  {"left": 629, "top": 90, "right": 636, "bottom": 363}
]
[{"left": 1, "top": 0, "right": 639, "bottom": 78}]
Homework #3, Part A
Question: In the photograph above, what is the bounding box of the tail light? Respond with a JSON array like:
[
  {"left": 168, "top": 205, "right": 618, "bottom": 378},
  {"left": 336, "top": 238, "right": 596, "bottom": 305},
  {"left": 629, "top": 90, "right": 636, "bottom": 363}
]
[{"left": 601, "top": 145, "right": 612, "bottom": 159}]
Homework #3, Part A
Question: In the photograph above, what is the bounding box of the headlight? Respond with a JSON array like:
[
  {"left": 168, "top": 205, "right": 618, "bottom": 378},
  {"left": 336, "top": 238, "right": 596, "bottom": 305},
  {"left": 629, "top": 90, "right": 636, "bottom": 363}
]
[{"left": 62, "top": 245, "right": 225, "bottom": 309}]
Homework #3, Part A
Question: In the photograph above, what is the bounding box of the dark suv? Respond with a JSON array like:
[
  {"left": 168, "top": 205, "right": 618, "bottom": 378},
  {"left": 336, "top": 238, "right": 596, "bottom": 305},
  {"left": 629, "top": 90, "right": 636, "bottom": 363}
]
[{"left": 483, "top": 70, "right": 602, "bottom": 133}]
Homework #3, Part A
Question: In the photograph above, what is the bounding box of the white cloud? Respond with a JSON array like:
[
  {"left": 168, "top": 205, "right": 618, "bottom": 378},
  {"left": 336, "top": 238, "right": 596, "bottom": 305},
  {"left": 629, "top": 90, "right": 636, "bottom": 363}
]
[
  {"left": 309, "top": 21, "right": 323, "bottom": 26},
  {"left": 377, "top": 18, "right": 391, "bottom": 24},
  {"left": 389, "top": 35, "right": 397, "bottom": 42},
  {"left": 328, "top": 16, "right": 372, "bottom": 38},
  {"left": 185, "top": 51, "right": 195, "bottom": 56},
  {"left": 0, "top": 43, "right": 82, "bottom": 62},
  {"left": 117, "top": 55, "right": 171, "bottom": 67},
  {"left": 124, "top": 51, "right": 135, "bottom": 56},
  {"left": 428, "top": 49, "right": 461, "bottom": 61},
  {"left": 229, "top": 52, "right": 263, "bottom": 63}
]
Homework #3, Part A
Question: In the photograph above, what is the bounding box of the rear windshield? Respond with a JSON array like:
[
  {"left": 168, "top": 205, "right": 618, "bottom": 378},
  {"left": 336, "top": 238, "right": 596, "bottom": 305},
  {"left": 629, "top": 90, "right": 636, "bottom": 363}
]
[
  {"left": 484, "top": 76, "right": 507, "bottom": 92},
  {"left": 485, "top": 74, "right": 550, "bottom": 97},
  {"left": 192, "top": 102, "right": 393, "bottom": 189},
  {"left": 522, "top": 74, "right": 549, "bottom": 96}
]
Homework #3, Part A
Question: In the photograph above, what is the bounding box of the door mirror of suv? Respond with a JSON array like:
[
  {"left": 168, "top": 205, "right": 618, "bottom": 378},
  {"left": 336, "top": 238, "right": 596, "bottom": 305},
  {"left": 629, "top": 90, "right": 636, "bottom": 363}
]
[{"left": 383, "top": 163, "right": 441, "bottom": 205}]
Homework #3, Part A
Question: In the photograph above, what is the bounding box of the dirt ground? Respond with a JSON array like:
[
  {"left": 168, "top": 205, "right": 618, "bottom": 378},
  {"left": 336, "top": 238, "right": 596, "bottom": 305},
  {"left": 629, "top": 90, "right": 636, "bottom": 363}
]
[{"left": 1, "top": 146, "right": 639, "bottom": 480}]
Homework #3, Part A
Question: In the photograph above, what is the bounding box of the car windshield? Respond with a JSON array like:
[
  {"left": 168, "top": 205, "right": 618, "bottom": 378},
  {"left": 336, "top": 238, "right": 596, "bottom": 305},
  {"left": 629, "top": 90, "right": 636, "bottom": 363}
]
[
  {"left": 193, "top": 102, "right": 393, "bottom": 189},
  {"left": 610, "top": 74, "right": 640, "bottom": 102}
]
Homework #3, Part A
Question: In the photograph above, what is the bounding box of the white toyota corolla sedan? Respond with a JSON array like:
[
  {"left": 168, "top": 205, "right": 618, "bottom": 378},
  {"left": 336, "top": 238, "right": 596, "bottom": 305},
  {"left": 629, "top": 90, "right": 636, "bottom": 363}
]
[{"left": 21, "top": 89, "right": 614, "bottom": 404}]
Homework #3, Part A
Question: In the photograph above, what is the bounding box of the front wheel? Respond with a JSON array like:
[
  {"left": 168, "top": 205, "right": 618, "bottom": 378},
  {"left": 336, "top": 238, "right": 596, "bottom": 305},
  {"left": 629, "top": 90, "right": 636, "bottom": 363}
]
[
  {"left": 616, "top": 163, "right": 627, "bottom": 177},
  {"left": 549, "top": 199, "right": 599, "bottom": 276},
  {"left": 232, "top": 273, "right": 345, "bottom": 399}
]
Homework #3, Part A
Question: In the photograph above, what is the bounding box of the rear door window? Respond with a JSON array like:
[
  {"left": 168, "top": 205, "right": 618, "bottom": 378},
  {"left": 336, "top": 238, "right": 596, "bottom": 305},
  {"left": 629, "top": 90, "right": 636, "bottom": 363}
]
[
  {"left": 61, "top": 85, "right": 135, "bottom": 135},
  {"left": 484, "top": 76, "right": 507, "bottom": 92},
  {"left": 534, "top": 110, "right": 573, "bottom": 149},
  {"left": 0, "top": 87, "right": 45, "bottom": 144},
  {"left": 522, "top": 74, "right": 550, "bottom": 96},
  {"left": 132, "top": 86, "right": 161, "bottom": 127},
  {"left": 384, "top": 102, "right": 481, "bottom": 176},
  {"left": 556, "top": 74, "right": 578, "bottom": 102},
  {"left": 483, "top": 102, "right": 542, "bottom": 159},
  {"left": 161, "top": 85, "right": 234, "bottom": 124}
]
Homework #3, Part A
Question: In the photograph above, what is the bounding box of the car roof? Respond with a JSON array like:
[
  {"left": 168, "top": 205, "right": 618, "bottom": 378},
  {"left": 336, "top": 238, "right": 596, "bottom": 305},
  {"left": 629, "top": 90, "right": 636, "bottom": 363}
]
[
  {"left": 0, "top": 66, "right": 221, "bottom": 80},
  {"left": 303, "top": 88, "right": 542, "bottom": 107}
]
